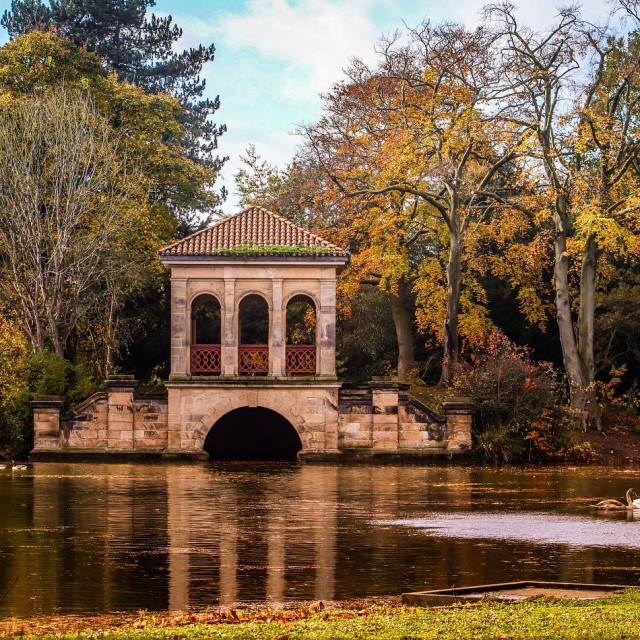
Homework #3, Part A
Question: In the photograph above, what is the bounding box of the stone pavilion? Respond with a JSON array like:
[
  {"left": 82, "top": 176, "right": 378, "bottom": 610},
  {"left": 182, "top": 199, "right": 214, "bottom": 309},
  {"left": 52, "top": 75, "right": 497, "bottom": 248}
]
[{"left": 31, "top": 207, "right": 473, "bottom": 461}]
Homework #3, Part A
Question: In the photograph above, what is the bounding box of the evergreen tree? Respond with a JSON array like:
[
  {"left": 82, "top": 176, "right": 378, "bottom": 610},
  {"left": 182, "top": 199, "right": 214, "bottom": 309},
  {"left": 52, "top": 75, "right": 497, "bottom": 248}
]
[{"left": 1, "top": 0, "right": 226, "bottom": 212}]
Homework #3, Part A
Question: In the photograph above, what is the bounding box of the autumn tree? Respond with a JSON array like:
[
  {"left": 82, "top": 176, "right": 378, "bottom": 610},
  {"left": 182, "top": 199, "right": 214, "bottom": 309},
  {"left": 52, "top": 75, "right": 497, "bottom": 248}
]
[
  {"left": 488, "top": 3, "right": 640, "bottom": 428},
  {"left": 303, "top": 23, "right": 531, "bottom": 382}
]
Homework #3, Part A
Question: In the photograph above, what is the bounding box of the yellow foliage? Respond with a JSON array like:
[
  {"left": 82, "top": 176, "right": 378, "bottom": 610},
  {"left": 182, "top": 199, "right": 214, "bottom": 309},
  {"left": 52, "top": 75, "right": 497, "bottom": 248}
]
[{"left": 0, "top": 315, "right": 28, "bottom": 407}]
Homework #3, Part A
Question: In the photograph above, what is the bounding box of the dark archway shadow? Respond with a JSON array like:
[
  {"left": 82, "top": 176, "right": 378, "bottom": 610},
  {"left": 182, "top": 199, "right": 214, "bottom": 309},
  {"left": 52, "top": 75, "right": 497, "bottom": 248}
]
[{"left": 204, "top": 407, "right": 303, "bottom": 461}]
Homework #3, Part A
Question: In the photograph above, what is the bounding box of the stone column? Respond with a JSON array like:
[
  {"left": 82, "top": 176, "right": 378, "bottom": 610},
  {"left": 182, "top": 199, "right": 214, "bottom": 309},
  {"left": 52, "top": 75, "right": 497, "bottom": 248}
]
[
  {"left": 31, "top": 396, "right": 63, "bottom": 452},
  {"left": 222, "top": 277, "right": 236, "bottom": 375},
  {"left": 318, "top": 279, "right": 337, "bottom": 377},
  {"left": 165, "top": 386, "right": 183, "bottom": 452},
  {"left": 371, "top": 379, "right": 400, "bottom": 450},
  {"left": 443, "top": 397, "right": 474, "bottom": 453},
  {"left": 170, "top": 277, "right": 188, "bottom": 378},
  {"left": 106, "top": 376, "right": 136, "bottom": 451},
  {"left": 270, "top": 279, "right": 284, "bottom": 376}
]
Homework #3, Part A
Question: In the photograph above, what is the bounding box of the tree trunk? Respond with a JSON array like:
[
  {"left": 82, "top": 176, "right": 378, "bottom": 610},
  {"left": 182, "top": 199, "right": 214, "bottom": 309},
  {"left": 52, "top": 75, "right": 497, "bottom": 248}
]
[
  {"left": 441, "top": 228, "right": 462, "bottom": 384},
  {"left": 577, "top": 233, "right": 600, "bottom": 429},
  {"left": 388, "top": 278, "right": 416, "bottom": 379},
  {"left": 552, "top": 201, "right": 595, "bottom": 430}
]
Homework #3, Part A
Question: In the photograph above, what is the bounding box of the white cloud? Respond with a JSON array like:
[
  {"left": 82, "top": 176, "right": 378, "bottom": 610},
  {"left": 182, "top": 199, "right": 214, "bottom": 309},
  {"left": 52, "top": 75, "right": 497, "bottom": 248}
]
[
  {"left": 219, "top": 0, "right": 380, "bottom": 96},
  {"left": 451, "top": 0, "right": 614, "bottom": 30}
]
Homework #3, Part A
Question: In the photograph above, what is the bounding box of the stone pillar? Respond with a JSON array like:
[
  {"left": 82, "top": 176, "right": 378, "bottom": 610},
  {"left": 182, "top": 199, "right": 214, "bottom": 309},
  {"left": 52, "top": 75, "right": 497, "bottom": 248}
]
[
  {"left": 318, "top": 279, "right": 337, "bottom": 377},
  {"left": 443, "top": 397, "right": 474, "bottom": 453},
  {"left": 31, "top": 396, "right": 63, "bottom": 451},
  {"left": 222, "top": 277, "right": 236, "bottom": 375},
  {"left": 271, "top": 279, "right": 285, "bottom": 376},
  {"left": 170, "top": 277, "right": 188, "bottom": 378},
  {"left": 106, "top": 376, "right": 136, "bottom": 450},
  {"left": 371, "top": 379, "right": 400, "bottom": 450},
  {"left": 165, "top": 386, "right": 183, "bottom": 452}
]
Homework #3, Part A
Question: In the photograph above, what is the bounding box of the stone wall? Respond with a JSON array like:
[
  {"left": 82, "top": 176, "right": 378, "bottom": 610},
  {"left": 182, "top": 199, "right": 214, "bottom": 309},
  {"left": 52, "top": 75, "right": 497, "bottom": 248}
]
[
  {"left": 32, "top": 379, "right": 472, "bottom": 460},
  {"left": 167, "top": 261, "right": 340, "bottom": 378},
  {"left": 32, "top": 377, "right": 169, "bottom": 456},
  {"left": 337, "top": 382, "right": 471, "bottom": 457}
]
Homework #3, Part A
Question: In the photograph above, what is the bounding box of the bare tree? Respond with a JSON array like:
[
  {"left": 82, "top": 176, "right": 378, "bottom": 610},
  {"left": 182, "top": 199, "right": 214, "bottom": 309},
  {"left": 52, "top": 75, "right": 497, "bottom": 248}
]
[{"left": 0, "top": 87, "right": 138, "bottom": 360}]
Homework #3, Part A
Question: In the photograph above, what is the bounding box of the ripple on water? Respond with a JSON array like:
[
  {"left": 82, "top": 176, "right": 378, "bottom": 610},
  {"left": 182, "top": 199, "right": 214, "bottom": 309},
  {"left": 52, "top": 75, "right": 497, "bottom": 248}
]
[{"left": 378, "top": 511, "right": 640, "bottom": 549}]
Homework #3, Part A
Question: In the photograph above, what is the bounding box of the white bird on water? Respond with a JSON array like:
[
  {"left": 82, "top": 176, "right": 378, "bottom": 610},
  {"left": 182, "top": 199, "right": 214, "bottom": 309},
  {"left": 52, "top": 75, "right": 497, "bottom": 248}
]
[
  {"left": 0, "top": 453, "right": 27, "bottom": 471},
  {"left": 592, "top": 488, "right": 637, "bottom": 510}
]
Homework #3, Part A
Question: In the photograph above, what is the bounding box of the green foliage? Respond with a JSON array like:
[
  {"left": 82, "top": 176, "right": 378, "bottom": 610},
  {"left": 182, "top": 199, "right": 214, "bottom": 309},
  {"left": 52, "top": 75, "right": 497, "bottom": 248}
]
[
  {"left": 25, "top": 351, "right": 98, "bottom": 406},
  {"left": 337, "top": 288, "right": 399, "bottom": 381},
  {"left": 451, "top": 331, "right": 570, "bottom": 464},
  {"left": 0, "top": 32, "right": 220, "bottom": 379},
  {"left": 212, "top": 242, "right": 339, "bottom": 257},
  {"left": 286, "top": 299, "right": 316, "bottom": 345},
  {"left": 0, "top": 31, "right": 219, "bottom": 222},
  {"left": 1, "top": 0, "right": 226, "bottom": 185},
  {"left": 1, "top": 349, "right": 98, "bottom": 459}
]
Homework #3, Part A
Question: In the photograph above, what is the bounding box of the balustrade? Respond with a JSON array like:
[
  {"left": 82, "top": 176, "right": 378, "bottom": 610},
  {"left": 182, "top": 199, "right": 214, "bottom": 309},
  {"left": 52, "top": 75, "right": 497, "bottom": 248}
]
[
  {"left": 286, "top": 345, "right": 316, "bottom": 375},
  {"left": 190, "top": 345, "right": 221, "bottom": 374},
  {"left": 239, "top": 345, "right": 269, "bottom": 375}
]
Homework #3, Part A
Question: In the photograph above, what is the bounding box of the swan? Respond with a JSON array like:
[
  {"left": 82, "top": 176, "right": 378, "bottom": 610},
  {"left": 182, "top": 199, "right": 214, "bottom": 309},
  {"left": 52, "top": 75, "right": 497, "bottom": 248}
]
[
  {"left": 12, "top": 464, "right": 27, "bottom": 471},
  {"left": 0, "top": 464, "right": 6, "bottom": 470},
  {"left": 592, "top": 488, "right": 637, "bottom": 510}
]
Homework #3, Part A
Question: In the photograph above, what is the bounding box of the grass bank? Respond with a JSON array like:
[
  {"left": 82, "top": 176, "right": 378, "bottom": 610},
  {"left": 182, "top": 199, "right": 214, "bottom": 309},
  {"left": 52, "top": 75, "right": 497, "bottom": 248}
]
[{"left": 4, "top": 590, "right": 640, "bottom": 639}]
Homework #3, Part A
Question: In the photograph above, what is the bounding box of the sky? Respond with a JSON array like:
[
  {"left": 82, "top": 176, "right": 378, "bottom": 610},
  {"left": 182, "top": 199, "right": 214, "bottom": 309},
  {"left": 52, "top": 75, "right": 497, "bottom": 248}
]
[{"left": 0, "top": 0, "right": 616, "bottom": 211}]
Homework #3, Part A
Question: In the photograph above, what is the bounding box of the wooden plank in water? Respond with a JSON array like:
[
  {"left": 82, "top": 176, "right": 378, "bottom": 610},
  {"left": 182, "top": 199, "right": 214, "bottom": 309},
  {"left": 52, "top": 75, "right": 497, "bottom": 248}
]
[{"left": 402, "top": 581, "right": 632, "bottom": 606}]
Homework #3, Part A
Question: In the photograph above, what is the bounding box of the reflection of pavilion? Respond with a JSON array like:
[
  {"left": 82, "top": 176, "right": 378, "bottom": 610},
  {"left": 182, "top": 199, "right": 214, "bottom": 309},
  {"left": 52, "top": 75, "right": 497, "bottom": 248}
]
[
  {"left": 159, "top": 206, "right": 349, "bottom": 460},
  {"left": 166, "top": 466, "right": 338, "bottom": 608}
]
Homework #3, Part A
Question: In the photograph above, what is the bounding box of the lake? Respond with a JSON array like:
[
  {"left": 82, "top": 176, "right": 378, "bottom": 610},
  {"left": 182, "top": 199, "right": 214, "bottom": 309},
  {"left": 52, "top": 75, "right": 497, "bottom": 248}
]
[{"left": 1, "top": 463, "right": 640, "bottom": 616}]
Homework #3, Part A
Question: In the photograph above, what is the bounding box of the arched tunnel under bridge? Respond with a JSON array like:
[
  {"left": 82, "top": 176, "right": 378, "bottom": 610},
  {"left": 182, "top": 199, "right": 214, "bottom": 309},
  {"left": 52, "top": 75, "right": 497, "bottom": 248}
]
[{"left": 203, "top": 407, "right": 303, "bottom": 461}]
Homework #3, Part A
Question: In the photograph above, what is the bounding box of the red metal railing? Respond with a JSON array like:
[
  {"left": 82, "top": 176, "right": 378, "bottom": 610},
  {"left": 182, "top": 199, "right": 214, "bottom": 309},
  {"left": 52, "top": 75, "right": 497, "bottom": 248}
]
[
  {"left": 239, "top": 345, "right": 269, "bottom": 375},
  {"left": 190, "top": 345, "right": 221, "bottom": 374},
  {"left": 286, "top": 345, "right": 316, "bottom": 375}
]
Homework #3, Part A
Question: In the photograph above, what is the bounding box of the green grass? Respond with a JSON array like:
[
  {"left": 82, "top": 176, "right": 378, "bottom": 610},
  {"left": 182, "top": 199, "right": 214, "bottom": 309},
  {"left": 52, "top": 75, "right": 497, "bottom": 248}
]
[{"left": 11, "top": 590, "right": 640, "bottom": 639}]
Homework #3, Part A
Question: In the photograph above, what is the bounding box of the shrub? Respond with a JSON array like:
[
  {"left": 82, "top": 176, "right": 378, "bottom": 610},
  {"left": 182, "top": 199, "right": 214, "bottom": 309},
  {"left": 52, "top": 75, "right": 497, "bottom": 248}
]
[
  {"left": 0, "top": 350, "right": 99, "bottom": 459},
  {"left": 451, "top": 331, "right": 569, "bottom": 464}
]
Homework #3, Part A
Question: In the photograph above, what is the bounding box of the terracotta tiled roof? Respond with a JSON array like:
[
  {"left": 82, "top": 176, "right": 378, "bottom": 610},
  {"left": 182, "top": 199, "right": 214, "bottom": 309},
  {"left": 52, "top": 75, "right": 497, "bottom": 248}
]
[{"left": 159, "top": 206, "right": 348, "bottom": 258}]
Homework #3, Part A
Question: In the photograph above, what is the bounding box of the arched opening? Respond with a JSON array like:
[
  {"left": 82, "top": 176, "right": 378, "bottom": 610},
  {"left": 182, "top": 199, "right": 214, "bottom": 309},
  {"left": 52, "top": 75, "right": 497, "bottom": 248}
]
[
  {"left": 285, "top": 295, "right": 317, "bottom": 375},
  {"left": 204, "top": 407, "right": 302, "bottom": 461},
  {"left": 238, "top": 294, "right": 269, "bottom": 375},
  {"left": 190, "top": 294, "right": 221, "bottom": 374}
]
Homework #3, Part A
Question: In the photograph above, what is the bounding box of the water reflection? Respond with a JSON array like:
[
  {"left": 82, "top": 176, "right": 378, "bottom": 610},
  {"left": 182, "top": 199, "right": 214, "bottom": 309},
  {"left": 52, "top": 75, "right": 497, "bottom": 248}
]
[{"left": 1, "top": 463, "right": 640, "bottom": 616}]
